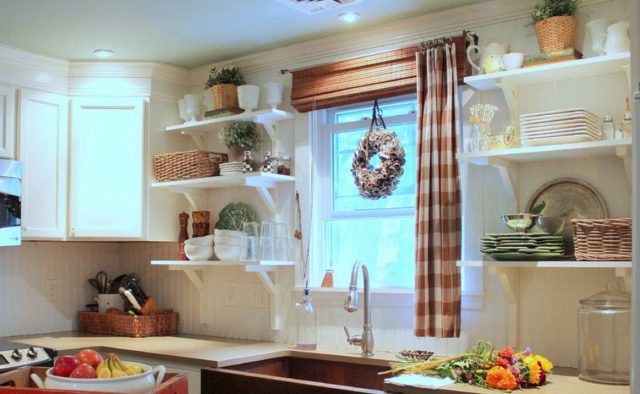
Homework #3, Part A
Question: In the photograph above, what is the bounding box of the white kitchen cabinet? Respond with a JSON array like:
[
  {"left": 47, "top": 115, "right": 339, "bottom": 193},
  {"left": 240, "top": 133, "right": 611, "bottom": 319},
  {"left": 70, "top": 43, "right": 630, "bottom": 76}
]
[
  {"left": 0, "top": 85, "right": 17, "bottom": 159},
  {"left": 18, "top": 90, "right": 68, "bottom": 239},
  {"left": 69, "top": 97, "right": 145, "bottom": 239}
]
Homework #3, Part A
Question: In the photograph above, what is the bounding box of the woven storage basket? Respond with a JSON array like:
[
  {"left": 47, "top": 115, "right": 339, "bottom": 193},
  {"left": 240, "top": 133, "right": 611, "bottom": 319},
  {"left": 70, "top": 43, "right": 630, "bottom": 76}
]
[
  {"left": 211, "top": 84, "right": 239, "bottom": 110},
  {"left": 154, "top": 150, "right": 227, "bottom": 182},
  {"left": 535, "top": 16, "right": 577, "bottom": 54},
  {"left": 78, "top": 311, "right": 178, "bottom": 337},
  {"left": 572, "top": 218, "right": 631, "bottom": 261}
]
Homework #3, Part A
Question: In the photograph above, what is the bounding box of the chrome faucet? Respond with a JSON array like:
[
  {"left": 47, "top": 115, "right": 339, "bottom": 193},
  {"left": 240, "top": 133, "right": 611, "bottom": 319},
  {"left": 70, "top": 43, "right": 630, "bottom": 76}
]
[{"left": 343, "top": 260, "right": 374, "bottom": 357}]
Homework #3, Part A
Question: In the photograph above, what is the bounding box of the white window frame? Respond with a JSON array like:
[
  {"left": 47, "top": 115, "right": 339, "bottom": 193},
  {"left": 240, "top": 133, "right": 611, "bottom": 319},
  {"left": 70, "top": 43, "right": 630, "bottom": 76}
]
[{"left": 310, "top": 96, "right": 418, "bottom": 289}]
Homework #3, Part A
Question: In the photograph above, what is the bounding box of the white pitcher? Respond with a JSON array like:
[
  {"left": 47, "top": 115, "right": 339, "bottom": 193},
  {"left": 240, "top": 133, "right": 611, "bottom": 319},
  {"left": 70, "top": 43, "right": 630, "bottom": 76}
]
[
  {"left": 466, "top": 42, "right": 508, "bottom": 74},
  {"left": 585, "top": 18, "right": 612, "bottom": 55},
  {"left": 600, "top": 21, "right": 630, "bottom": 55}
]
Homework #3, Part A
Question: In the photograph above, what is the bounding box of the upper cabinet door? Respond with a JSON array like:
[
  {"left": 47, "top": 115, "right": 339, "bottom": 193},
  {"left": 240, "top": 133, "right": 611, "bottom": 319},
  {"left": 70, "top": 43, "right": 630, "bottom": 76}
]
[
  {"left": 0, "top": 86, "right": 17, "bottom": 159},
  {"left": 69, "top": 98, "right": 145, "bottom": 239},
  {"left": 19, "top": 90, "right": 69, "bottom": 239}
]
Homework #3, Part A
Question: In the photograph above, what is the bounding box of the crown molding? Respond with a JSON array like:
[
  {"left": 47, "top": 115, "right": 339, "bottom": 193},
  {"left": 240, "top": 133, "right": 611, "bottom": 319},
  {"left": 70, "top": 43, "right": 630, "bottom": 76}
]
[
  {"left": 0, "top": 43, "right": 69, "bottom": 94},
  {"left": 189, "top": 0, "right": 611, "bottom": 85}
]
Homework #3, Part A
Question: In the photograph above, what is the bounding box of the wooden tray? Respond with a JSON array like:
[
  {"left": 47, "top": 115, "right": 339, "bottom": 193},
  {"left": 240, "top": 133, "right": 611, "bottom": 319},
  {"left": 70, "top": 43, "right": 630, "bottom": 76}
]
[{"left": 0, "top": 367, "right": 187, "bottom": 394}]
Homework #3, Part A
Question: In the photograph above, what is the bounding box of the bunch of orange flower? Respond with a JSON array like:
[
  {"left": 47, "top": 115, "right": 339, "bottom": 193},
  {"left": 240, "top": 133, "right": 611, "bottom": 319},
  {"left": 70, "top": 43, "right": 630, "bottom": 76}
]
[{"left": 388, "top": 340, "right": 553, "bottom": 391}]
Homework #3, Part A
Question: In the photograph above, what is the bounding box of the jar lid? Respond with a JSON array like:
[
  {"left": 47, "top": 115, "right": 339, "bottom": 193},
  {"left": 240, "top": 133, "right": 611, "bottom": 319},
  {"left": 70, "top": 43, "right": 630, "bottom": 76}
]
[
  {"left": 580, "top": 282, "right": 630, "bottom": 309},
  {"left": 603, "top": 115, "right": 613, "bottom": 122}
]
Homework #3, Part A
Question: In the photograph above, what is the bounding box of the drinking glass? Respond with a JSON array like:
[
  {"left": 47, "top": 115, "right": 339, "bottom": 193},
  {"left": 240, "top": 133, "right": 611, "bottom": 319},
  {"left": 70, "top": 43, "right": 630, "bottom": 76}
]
[
  {"left": 264, "top": 82, "right": 282, "bottom": 109},
  {"left": 259, "top": 237, "right": 275, "bottom": 261},
  {"left": 240, "top": 236, "right": 258, "bottom": 261},
  {"left": 243, "top": 222, "right": 260, "bottom": 237},
  {"left": 261, "top": 221, "right": 275, "bottom": 238}
]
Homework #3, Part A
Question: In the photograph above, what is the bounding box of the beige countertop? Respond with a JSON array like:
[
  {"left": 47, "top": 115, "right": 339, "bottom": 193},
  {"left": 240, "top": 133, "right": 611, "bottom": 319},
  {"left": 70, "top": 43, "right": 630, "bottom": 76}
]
[{"left": 5, "top": 332, "right": 630, "bottom": 393}]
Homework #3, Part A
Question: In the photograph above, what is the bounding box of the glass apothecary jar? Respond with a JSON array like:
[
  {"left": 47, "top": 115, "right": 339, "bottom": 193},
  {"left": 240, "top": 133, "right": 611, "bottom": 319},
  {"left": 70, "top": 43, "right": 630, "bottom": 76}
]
[{"left": 578, "top": 282, "right": 630, "bottom": 385}]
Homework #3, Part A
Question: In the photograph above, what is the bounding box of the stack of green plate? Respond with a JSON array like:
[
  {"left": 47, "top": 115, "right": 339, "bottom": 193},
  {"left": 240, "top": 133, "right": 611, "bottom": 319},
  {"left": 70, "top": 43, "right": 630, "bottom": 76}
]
[{"left": 481, "top": 233, "right": 565, "bottom": 261}]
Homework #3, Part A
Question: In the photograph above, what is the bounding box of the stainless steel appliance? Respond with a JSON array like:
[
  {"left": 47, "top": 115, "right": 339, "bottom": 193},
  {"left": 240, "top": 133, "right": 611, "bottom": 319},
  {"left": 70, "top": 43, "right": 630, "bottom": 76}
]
[
  {"left": 0, "top": 340, "right": 56, "bottom": 373},
  {"left": 0, "top": 159, "right": 22, "bottom": 247}
]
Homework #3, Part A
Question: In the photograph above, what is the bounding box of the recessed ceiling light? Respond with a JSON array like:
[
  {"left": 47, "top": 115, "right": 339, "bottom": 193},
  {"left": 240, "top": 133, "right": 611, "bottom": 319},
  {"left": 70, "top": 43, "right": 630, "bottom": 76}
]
[
  {"left": 93, "top": 49, "right": 114, "bottom": 59},
  {"left": 338, "top": 12, "right": 360, "bottom": 23}
]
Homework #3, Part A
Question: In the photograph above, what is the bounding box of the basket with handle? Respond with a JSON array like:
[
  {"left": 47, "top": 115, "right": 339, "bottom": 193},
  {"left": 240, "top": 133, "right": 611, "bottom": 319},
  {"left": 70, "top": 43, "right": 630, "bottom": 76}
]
[
  {"left": 535, "top": 16, "right": 577, "bottom": 54},
  {"left": 153, "top": 150, "right": 228, "bottom": 182},
  {"left": 571, "top": 218, "right": 631, "bottom": 261}
]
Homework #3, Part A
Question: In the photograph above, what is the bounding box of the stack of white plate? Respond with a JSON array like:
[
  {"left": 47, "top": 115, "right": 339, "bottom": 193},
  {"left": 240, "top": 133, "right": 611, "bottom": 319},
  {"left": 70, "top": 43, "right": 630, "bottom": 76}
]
[
  {"left": 220, "top": 161, "right": 243, "bottom": 175},
  {"left": 520, "top": 108, "right": 601, "bottom": 147}
]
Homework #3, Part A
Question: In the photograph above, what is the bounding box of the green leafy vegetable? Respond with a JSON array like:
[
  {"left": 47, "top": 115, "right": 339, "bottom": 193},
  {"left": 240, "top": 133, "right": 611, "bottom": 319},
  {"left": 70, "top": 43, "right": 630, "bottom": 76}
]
[{"left": 215, "top": 203, "right": 257, "bottom": 231}]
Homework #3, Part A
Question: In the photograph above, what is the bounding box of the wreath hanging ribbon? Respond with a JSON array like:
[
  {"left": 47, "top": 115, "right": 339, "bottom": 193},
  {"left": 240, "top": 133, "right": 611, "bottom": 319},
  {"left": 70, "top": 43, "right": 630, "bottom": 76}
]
[{"left": 351, "top": 99, "right": 406, "bottom": 200}]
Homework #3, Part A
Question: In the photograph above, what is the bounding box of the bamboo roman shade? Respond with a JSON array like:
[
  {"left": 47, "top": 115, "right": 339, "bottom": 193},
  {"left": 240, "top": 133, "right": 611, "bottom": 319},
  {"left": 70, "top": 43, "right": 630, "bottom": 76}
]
[{"left": 291, "top": 35, "right": 470, "bottom": 113}]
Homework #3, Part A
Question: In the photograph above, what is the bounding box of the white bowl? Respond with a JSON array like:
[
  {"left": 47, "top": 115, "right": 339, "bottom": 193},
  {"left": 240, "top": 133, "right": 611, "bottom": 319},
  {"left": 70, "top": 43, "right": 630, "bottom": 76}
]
[
  {"left": 185, "top": 235, "right": 214, "bottom": 246},
  {"left": 214, "top": 229, "right": 246, "bottom": 238},
  {"left": 214, "top": 245, "right": 241, "bottom": 261},
  {"left": 31, "top": 362, "right": 165, "bottom": 394},
  {"left": 214, "top": 235, "right": 242, "bottom": 246},
  {"left": 185, "top": 245, "right": 214, "bottom": 260}
]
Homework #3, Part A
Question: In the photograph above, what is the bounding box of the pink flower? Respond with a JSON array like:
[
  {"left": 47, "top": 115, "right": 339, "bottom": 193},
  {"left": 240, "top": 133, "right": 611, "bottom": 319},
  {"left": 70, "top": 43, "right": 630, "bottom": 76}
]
[
  {"left": 523, "top": 346, "right": 532, "bottom": 356},
  {"left": 508, "top": 366, "right": 520, "bottom": 376},
  {"left": 499, "top": 346, "right": 514, "bottom": 360}
]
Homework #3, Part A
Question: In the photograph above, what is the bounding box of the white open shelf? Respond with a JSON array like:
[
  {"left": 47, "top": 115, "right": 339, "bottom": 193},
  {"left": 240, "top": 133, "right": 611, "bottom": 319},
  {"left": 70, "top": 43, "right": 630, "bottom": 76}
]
[
  {"left": 458, "top": 139, "right": 631, "bottom": 164},
  {"left": 151, "top": 172, "right": 294, "bottom": 191},
  {"left": 152, "top": 259, "right": 296, "bottom": 331},
  {"left": 457, "top": 260, "right": 631, "bottom": 269},
  {"left": 464, "top": 52, "right": 630, "bottom": 91},
  {"left": 165, "top": 108, "right": 294, "bottom": 133}
]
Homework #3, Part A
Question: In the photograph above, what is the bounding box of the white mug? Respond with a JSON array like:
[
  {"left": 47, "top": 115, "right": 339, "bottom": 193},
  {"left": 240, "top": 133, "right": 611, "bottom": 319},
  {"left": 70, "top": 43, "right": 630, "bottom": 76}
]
[
  {"left": 502, "top": 52, "right": 524, "bottom": 71},
  {"left": 97, "top": 294, "right": 124, "bottom": 313}
]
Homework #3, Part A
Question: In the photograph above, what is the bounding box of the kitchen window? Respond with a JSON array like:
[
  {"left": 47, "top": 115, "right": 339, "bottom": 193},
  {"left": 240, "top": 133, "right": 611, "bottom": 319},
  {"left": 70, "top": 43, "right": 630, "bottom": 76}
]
[{"left": 312, "top": 96, "right": 417, "bottom": 289}]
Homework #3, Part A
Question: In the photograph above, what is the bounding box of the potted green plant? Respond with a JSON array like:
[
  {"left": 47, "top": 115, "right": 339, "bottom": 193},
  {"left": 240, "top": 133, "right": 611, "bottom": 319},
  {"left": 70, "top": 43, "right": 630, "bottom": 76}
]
[
  {"left": 204, "top": 66, "right": 245, "bottom": 110},
  {"left": 220, "top": 121, "right": 262, "bottom": 161},
  {"left": 531, "top": 0, "right": 581, "bottom": 55}
]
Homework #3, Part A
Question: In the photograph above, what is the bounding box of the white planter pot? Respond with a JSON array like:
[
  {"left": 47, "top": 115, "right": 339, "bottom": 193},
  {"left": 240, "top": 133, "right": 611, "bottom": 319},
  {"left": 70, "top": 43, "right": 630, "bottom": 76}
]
[{"left": 237, "top": 85, "right": 260, "bottom": 112}]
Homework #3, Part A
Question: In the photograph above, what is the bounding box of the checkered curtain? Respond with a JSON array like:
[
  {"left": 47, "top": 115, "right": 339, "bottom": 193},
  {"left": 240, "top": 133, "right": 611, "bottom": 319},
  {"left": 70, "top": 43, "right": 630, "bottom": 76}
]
[{"left": 414, "top": 44, "right": 462, "bottom": 338}]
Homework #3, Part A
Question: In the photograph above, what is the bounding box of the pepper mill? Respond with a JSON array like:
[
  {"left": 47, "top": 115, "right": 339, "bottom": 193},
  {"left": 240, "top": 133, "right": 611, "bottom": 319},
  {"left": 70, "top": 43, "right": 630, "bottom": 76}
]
[{"left": 178, "top": 211, "right": 190, "bottom": 260}]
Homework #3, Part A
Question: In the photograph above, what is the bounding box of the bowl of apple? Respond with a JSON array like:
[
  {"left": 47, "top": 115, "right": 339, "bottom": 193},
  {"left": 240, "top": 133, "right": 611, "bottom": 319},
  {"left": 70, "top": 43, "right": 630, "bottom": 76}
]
[{"left": 31, "top": 350, "right": 165, "bottom": 394}]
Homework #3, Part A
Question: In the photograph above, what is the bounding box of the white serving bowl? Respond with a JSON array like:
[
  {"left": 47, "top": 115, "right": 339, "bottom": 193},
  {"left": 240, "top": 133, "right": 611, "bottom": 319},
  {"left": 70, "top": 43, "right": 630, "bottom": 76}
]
[
  {"left": 214, "top": 244, "right": 241, "bottom": 261},
  {"left": 214, "top": 235, "right": 242, "bottom": 246},
  {"left": 185, "top": 234, "right": 214, "bottom": 246},
  {"left": 31, "top": 362, "right": 165, "bottom": 394},
  {"left": 185, "top": 245, "right": 214, "bottom": 260},
  {"left": 214, "top": 229, "right": 246, "bottom": 238}
]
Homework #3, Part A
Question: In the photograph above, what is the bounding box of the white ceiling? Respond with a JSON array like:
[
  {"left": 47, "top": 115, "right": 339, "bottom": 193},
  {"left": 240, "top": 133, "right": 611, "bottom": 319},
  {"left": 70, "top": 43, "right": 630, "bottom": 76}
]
[{"left": 0, "top": 0, "right": 489, "bottom": 69}]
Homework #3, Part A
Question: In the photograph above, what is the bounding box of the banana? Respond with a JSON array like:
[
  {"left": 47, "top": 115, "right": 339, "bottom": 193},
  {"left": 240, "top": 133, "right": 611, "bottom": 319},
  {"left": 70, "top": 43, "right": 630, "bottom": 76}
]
[
  {"left": 107, "top": 354, "right": 127, "bottom": 378},
  {"left": 126, "top": 363, "right": 144, "bottom": 374},
  {"left": 96, "top": 361, "right": 111, "bottom": 379}
]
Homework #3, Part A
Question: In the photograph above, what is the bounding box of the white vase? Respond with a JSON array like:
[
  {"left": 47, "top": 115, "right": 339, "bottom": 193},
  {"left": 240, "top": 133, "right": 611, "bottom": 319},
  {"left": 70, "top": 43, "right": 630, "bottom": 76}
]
[
  {"left": 601, "top": 21, "right": 630, "bottom": 55},
  {"left": 264, "top": 82, "right": 283, "bottom": 109},
  {"left": 585, "top": 18, "right": 612, "bottom": 56},
  {"left": 237, "top": 85, "right": 260, "bottom": 112}
]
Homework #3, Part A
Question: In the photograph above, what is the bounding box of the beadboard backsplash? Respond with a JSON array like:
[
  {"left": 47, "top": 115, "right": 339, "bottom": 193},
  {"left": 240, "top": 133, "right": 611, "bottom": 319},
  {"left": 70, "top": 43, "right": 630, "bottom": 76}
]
[{"left": 0, "top": 241, "right": 120, "bottom": 337}]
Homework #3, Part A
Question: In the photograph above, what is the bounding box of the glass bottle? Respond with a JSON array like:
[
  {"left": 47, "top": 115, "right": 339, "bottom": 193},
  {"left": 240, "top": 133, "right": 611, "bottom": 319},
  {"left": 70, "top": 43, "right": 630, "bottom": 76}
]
[
  {"left": 261, "top": 151, "right": 274, "bottom": 173},
  {"left": 321, "top": 268, "right": 334, "bottom": 288},
  {"left": 295, "top": 288, "right": 317, "bottom": 350},
  {"left": 177, "top": 211, "right": 189, "bottom": 261},
  {"left": 602, "top": 115, "right": 615, "bottom": 140},
  {"left": 277, "top": 155, "right": 291, "bottom": 175},
  {"left": 621, "top": 97, "right": 632, "bottom": 140},
  {"left": 242, "top": 151, "right": 253, "bottom": 173}
]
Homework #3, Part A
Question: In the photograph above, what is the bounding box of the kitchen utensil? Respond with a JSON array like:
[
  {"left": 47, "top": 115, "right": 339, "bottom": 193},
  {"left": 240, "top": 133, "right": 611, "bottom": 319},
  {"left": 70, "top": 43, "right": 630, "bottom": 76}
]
[
  {"left": 527, "top": 178, "right": 608, "bottom": 254},
  {"left": 501, "top": 214, "right": 539, "bottom": 233},
  {"left": 109, "top": 274, "right": 127, "bottom": 294},
  {"left": 128, "top": 277, "right": 149, "bottom": 304},
  {"left": 600, "top": 21, "right": 630, "bottom": 55},
  {"left": 466, "top": 42, "right": 508, "bottom": 74},
  {"left": 184, "top": 244, "right": 214, "bottom": 260},
  {"left": 185, "top": 234, "right": 214, "bottom": 245},
  {"left": 31, "top": 362, "right": 166, "bottom": 394},
  {"left": 94, "top": 271, "right": 109, "bottom": 294},
  {"left": 578, "top": 282, "right": 630, "bottom": 384},
  {"left": 88, "top": 278, "right": 101, "bottom": 292},
  {"left": 119, "top": 287, "right": 142, "bottom": 312},
  {"left": 585, "top": 18, "right": 612, "bottom": 55},
  {"left": 140, "top": 297, "right": 159, "bottom": 315}
]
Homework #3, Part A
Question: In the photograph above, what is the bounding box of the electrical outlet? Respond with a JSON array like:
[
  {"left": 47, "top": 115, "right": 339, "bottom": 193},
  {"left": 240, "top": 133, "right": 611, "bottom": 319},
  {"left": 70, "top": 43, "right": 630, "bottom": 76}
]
[
  {"left": 250, "top": 284, "right": 268, "bottom": 308},
  {"left": 45, "top": 279, "right": 59, "bottom": 302},
  {"left": 224, "top": 282, "right": 237, "bottom": 306}
]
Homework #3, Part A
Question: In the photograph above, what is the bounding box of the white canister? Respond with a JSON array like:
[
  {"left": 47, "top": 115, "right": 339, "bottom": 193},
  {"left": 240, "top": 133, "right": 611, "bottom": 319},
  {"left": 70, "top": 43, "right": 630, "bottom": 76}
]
[
  {"left": 601, "top": 21, "right": 630, "bottom": 55},
  {"left": 264, "top": 82, "right": 283, "bottom": 109},
  {"left": 237, "top": 85, "right": 260, "bottom": 112},
  {"left": 97, "top": 294, "right": 125, "bottom": 313}
]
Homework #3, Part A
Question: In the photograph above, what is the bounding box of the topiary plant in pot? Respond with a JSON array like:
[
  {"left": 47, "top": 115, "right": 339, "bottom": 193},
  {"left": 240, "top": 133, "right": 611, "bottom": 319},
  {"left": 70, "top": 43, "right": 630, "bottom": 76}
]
[
  {"left": 532, "top": 0, "right": 581, "bottom": 55},
  {"left": 220, "top": 121, "right": 262, "bottom": 162},
  {"left": 204, "top": 66, "right": 245, "bottom": 110}
]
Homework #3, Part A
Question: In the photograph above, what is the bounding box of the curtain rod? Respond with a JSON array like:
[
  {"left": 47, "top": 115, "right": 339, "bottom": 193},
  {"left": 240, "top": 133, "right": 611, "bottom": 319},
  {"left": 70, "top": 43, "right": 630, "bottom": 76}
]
[{"left": 280, "top": 30, "right": 478, "bottom": 75}]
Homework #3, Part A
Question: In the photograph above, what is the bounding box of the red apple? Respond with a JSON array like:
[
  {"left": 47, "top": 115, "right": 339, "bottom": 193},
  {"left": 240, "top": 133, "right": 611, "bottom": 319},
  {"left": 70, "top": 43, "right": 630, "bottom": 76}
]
[
  {"left": 69, "top": 363, "right": 97, "bottom": 379},
  {"left": 76, "top": 349, "right": 103, "bottom": 368},
  {"left": 52, "top": 355, "right": 81, "bottom": 377}
]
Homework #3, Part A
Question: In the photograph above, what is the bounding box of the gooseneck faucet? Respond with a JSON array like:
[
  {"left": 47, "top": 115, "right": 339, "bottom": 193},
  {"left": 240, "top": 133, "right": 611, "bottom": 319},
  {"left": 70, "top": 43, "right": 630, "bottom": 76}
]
[{"left": 343, "top": 260, "right": 374, "bottom": 357}]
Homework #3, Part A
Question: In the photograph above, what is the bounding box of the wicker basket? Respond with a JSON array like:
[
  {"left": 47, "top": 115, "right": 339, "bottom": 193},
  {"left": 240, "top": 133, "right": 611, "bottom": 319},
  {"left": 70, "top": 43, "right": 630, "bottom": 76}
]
[
  {"left": 154, "top": 150, "right": 228, "bottom": 182},
  {"left": 535, "top": 16, "right": 577, "bottom": 54},
  {"left": 78, "top": 311, "right": 178, "bottom": 337},
  {"left": 210, "top": 84, "right": 239, "bottom": 110},
  {"left": 572, "top": 218, "right": 631, "bottom": 261}
]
